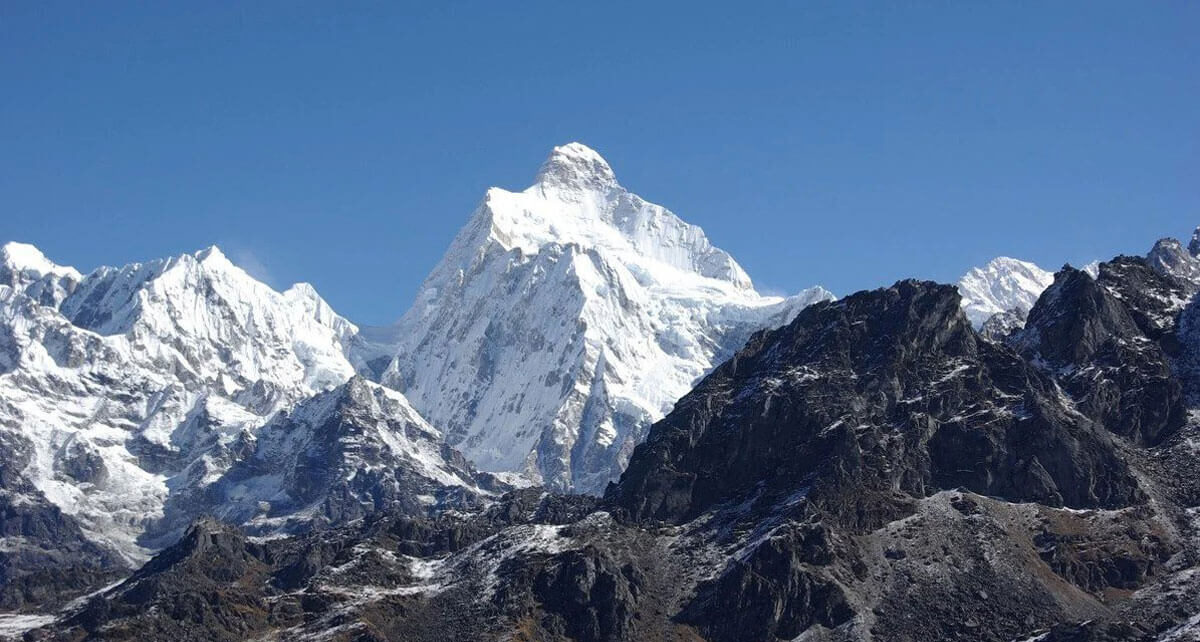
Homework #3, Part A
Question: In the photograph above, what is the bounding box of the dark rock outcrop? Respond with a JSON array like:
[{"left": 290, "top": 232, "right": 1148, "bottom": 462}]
[
  {"left": 681, "top": 523, "right": 854, "bottom": 642},
  {"left": 528, "top": 547, "right": 643, "bottom": 642},
  {"left": 1017, "top": 261, "right": 1185, "bottom": 446},
  {"left": 610, "top": 280, "right": 1143, "bottom": 526}
]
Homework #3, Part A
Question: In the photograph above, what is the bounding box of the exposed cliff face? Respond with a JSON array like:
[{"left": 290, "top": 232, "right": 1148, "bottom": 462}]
[
  {"left": 1148, "top": 233, "right": 1200, "bottom": 292},
  {"left": 0, "top": 440, "right": 127, "bottom": 613},
  {"left": 610, "top": 280, "right": 1144, "bottom": 526},
  {"left": 1015, "top": 259, "right": 1187, "bottom": 447},
  {"left": 204, "top": 377, "right": 507, "bottom": 536}
]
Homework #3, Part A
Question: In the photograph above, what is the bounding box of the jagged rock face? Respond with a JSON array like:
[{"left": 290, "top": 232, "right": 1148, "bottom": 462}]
[
  {"left": 1020, "top": 266, "right": 1146, "bottom": 365},
  {"left": 1017, "top": 260, "right": 1186, "bottom": 446},
  {"left": 206, "top": 377, "right": 505, "bottom": 535},
  {"left": 54, "top": 520, "right": 276, "bottom": 642},
  {"left": 41, "top": 493, "right": 607, "bottom": 642},
  {"left": 610, "top": 280, "right": 1143, "bottom": 526},
  {"left": 384, "top": 143, "right": 832, "bottom": 493},
  {"left": 511, "top": 546, "right": 643, "bottom": 642},
  {"left": 0, "top": 434, "right": 127, "bottom": 612},
  {"left": 680, "top": 522, "right": 855, "bottom": 641},
  {"left": 979, "top": 307, "right": 1028, "bottom": 342},
  {"left": 33, "top": 486, "right": 1193, "bottom": 642},
  {"left": 1148, "top": 236, "right": 1200, "bottom": 292}
]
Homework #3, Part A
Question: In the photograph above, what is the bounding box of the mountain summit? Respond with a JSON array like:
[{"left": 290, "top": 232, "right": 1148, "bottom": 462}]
[
  {"left": 534, "top": 142, "right": 619, "bottom": 190},
  {"left": 956, "top": 256, "right": 1054, "bottom": 327},
  {"left": 384, "top": 143, "right": 831, "bottom": 492}
]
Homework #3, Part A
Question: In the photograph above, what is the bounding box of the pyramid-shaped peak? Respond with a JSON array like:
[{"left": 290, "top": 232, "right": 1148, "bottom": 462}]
[
  {"left": 193, "top": 245, "right": 228, "bottom": 263},
  {"left": 534, "top": 142, "right": 617, "bottom": 189}
]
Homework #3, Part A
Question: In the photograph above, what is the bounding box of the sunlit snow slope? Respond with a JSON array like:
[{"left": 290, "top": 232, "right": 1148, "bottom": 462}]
[
  {"left": 383, "top": 143, "right": 833, "bottom": 493},
  {"left": 957, "top": 257, "right": 1054, "bottom": 328},
  {"left": 0, "top": 243, "right": 490, "bottom": 561}
]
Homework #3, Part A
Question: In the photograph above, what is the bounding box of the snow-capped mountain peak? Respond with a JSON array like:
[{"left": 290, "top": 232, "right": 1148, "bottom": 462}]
[
  {"left": 957, "top": 256, "right": 1054, "bottom": 327},
  {"left": 1190, "top": 225, "right": 1200, "bottom": 257},
  {"left": 1, "top": 241, "right": 83, "bottom": 306},
  {"left": 54, "top": 245, "right": 359, "bottom": 394},
  {"left": 472, "top": 142, "right": 753, "bottom": 291},
  {"left": 533, "top": 141, "right": 618, "bottom": 191},
  {"left": 282, "top": 281, "right": 359, "bottom": 339},
  {"left": 1, "top": 241, "right": 81, "bottom": 281},
  {"left": 385, "top": 143, "right": 832, "bottom": 492},
  {"left": 0, "top": 242, "right": 437, "bottom": 564}
]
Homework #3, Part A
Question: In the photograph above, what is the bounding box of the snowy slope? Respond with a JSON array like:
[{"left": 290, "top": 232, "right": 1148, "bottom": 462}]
[
  {"left": 957, "top": 257, "right": 1054, "bottom": 327},
  {"left": 0, "top": 242, "right": 82, "bottom": 307},
  {"left": 0, "top": 243, "right": 486, "bottom": 561},
  {"left": 383, "top": 143, "right": 833, "bottom": 493}
]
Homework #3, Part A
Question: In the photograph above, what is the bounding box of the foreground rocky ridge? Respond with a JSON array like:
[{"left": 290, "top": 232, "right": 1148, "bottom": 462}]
[{"left": 21, "top": 228, "right": 1200, "bottom": 642}]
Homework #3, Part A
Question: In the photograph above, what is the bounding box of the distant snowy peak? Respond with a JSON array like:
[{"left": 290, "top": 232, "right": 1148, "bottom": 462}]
[
  {"left": 957, "top": 256, "right": 1054, "bottom": 327},
  {"left": 0, "top": 241, "right": 376, "bottom": 560},
  {"left": 283, "top": 281, "right": 359, "bottom": 340},
  {"left": 462, "top": 142, "right": 753, "bottom": 291},
  {"left": 1190, "top": 226, "right": 1200, "bottom": 257},
  {"left": 58, "top": 245, "right": 357, "bottom": 393},
  {"left": 0, "top": 241, "right": 82, "bottom": 306},
  {"left": 0, "top": 241, "right": 81, "bottom": 281}
]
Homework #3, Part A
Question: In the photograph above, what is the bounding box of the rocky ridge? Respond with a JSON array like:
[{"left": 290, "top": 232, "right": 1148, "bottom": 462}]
[{"left": 24, "top": 227, "right": 1200, "bottom": 642}]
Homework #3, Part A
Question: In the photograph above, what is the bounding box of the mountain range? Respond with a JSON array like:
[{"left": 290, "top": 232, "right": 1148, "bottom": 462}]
[{"left": 2, "top": 143, "right": 1198, "bottom": 641}]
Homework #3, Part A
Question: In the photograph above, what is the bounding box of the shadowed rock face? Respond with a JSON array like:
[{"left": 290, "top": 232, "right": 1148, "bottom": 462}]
[
  {"left": 56, "top": 520, "right": 275, "bottom": 642},
  {"left": 0, "top": 433, "right": 127, "bottom": 612},
  {"left": 680, "top": 522, "right": 855, "bottom": 640},
  {"left": 522, "top": 547, "right": 643, "bottom": 642},
  {"left": 609, "top": 280, "right": 1143, "bottom": 526},
  {"left": 1018, "top": 260, "right": 1186, "bottom": 447},
  {"left": 201, "top": 377, "right": 507, "bottom": 537}
]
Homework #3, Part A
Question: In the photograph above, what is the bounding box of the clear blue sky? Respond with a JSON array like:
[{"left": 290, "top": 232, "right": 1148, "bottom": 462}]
[{"left": 2, "top": 2, "right": 1196, "bottom": 324}]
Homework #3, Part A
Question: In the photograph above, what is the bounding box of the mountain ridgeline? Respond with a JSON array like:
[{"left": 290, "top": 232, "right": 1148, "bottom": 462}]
[
  {"left": 1, "top": 144, "right": 1199, "bottom": 641},
  {"left": 15, "top": 228, "right": 1200, "bottom": 642}
]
